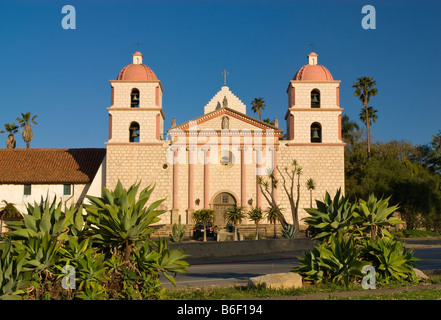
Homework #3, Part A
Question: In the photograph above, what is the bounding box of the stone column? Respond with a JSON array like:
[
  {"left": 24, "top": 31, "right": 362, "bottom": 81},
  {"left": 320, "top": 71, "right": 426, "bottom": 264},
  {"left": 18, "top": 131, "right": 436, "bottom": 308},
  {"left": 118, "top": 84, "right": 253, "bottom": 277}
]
[
  {"left": 171, "top": 147, "right": 179, "bottom": 224},
  {"left": 187, "top": 146, "right": 195, "bottom": 223},
  {"left": 240, "top": 146, "right": 247, "bottom": 207},
  {"left": 203, "top": 147, "right": 210, "bottom": 208},
  {"left": 255, "top": 146, "right": 263, "bottom": 208}
]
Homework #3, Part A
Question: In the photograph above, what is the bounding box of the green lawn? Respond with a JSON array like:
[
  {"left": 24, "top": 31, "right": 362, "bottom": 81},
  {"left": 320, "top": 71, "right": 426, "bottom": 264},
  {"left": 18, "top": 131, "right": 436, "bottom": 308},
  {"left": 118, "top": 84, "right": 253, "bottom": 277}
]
[
  {"left": 164, "top": 275, "right": 441, "bottom": 300},
  {"left": 328, "top": 288, "right": 441, "bottom": 300}
]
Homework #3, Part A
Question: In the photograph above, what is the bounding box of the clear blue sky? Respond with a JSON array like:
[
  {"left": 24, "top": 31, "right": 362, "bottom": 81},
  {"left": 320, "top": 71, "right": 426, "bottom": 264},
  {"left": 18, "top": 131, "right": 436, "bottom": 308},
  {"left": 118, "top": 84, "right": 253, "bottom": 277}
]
[{"left": 0, "top": 0, "right": 440, "bottom": 149}]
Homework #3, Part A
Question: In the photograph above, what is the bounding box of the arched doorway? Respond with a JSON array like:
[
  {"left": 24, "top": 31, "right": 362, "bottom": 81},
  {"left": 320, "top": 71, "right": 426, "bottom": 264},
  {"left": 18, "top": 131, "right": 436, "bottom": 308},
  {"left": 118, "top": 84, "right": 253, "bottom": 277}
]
[{"left": 212, "top": 192, "right": 237, "bottom": 226}]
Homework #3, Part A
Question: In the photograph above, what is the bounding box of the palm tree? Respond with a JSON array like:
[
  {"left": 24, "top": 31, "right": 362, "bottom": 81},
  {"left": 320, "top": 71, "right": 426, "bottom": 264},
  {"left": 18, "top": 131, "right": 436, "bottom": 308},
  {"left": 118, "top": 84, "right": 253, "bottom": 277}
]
[
  {"left": 225, "top": 206, "right": 245, "bottom": 241},
  {"left": 16, "top": 112, "right": 38, "bottom": 149},
  {"left": 265, "top": 205, "right": 283, "bottom": 238},
  {"left": 191, "top": 209, "right": 215, "bottom": 242},
  {"left": 306, "top": 178, "right": 316, "bottom": 208},
  {"left": 0, "top": 123, "right": 19, "bottom": 148},
  {"left": 359, "top": 106, "right": 378, "bottom": 127},
  {"left": 251, "top": 97, "right": 265, "bottom": 121},
  {"left": 247, "top": 207, "right": 264, "bottom": 240},
  {"left": 352, "top": 77, "right": 378, "bottom": 159}
]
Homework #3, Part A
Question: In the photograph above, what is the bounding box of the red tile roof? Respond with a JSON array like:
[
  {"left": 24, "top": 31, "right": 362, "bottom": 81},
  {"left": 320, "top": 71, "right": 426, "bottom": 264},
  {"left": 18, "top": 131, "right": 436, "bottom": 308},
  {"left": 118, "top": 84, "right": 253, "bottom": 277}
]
[{"left": 0, "top": 148, "right": 106, "bottom": 184}]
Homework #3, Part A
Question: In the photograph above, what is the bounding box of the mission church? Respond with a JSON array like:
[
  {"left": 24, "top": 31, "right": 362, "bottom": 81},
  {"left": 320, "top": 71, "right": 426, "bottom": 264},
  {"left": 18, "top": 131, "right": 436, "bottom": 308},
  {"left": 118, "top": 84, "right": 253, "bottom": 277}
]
[{"left": 0, "top": 51, "right": 344, "bottom": 235}]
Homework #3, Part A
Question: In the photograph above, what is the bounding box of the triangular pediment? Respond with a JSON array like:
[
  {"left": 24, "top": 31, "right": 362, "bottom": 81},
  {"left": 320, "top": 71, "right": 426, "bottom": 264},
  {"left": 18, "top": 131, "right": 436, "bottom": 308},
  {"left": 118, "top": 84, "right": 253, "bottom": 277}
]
[
  {"left": 168, "top": 107, "right": 282, "bottom": 134},
  {"left": 203, "top": 86, "right": 247, "bottom": 115}
]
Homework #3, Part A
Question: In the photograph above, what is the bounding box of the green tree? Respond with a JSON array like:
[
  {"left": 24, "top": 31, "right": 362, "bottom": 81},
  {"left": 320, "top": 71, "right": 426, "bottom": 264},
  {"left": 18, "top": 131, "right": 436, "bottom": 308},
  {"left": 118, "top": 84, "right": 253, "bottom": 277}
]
[
  {"left": 0, "top": 201, "right": 22, "bottom": 236},
  {"left": 341, "top": 114, "right": 360, "bottom": 146},
  {"left": 251, "top": 97, "right": 265, "bottom": 121},
  {"left": 225, "top": 206, "right": 245, "bottom": 241},
  {"left": 265, "top": 205, "right": 283, "bottom": 238},
  {"left": 423, "top": 130, "right": 441, "bottom": 174},
  {"left": 16, "top": 112, "right": 38, "bottom": 149},
  {"left": 306, "top": 178, "right": 316, "bottom": 208},
  {"left": 352, "top": 77, "right": 378, "bottom": 159},
  {"left": 247, "top": 207, "right": 264, "bottom": 240},
  {"left": 191, "top": 209, "right": 214, "bottom": 242},
  {"left": 359, "top": 106, "right": 378, "bottom": 127},
  {"left": 0, "top": 123, "right": 19, "bottom": 149}
]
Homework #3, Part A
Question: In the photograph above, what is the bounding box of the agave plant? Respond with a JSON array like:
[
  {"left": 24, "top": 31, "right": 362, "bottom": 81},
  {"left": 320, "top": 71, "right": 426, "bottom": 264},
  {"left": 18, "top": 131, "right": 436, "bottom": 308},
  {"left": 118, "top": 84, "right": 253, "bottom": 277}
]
[
  {"left": 303, "top": 188, "right": 357, "bottom": 241},
  {"left": 75, "top": 250, "right": 109, "bottom": 292},
  {"left": 353, "top": 194, "right": 402, "bottom": 241},
  {"left": 5, "top": 197, "right": 75, "bottom": 241},
  {"left": 361, "top": 237, "right": 419, "bottom": 284},
  {"left": 0, "top": 242, "right": 30, "bottom": 300},
  {"left": 295, "top": 233, "right": 369, "bottom": 288},
  {"left": 85, "top": 180, "right": 165, "bottom": 262},
  {"left": 17, "top": 233, "right": 63, "bottom": 275},
  {"left": 281, "top": 224, "right": 299, "bottom": 238},
  {"left": 169, "top": 215, "right": 186, "bottom": 243},
  {"left": 133, "top": 239, "right": 189, "bottom": 287}
]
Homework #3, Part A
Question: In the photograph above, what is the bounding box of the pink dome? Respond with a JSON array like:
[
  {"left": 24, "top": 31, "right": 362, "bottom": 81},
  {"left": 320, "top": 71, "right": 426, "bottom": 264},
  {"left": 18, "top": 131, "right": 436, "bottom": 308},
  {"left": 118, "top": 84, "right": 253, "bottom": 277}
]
[
  {"left": 117, "top": 64, "right": 158, "bottom": 81},
  {"left": 293, "top": 52, "right": 333, "bottom": 81},
  {"left": 117, "top": 51, "right": 158, "bottom": 81}
]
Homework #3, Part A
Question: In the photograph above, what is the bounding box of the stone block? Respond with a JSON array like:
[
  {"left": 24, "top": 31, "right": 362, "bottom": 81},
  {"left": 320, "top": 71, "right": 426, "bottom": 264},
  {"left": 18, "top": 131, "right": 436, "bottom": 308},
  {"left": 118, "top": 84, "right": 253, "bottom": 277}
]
[{"left": 248, "top": 272, "right": 303, "bottom": 290}]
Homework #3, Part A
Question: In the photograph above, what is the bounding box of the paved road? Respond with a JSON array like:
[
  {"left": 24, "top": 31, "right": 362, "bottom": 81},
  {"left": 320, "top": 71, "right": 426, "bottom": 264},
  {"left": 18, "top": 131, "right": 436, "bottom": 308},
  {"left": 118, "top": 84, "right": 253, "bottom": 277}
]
[{"left": 162, "top": 246, "right": 441, "bottom": 290}]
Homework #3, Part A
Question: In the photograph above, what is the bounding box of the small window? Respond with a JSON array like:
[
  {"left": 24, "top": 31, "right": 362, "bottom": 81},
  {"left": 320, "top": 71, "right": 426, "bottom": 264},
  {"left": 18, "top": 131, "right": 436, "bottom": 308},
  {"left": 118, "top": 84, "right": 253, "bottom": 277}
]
[
  {"left": 24, "top": 184, "right": 31, "bottom": 196},
  {"left": 63, "top": 184, "right": 71, "bottom": 196},
  {"left": 222, "top": 195, "right": 229, "bottom": 204}
]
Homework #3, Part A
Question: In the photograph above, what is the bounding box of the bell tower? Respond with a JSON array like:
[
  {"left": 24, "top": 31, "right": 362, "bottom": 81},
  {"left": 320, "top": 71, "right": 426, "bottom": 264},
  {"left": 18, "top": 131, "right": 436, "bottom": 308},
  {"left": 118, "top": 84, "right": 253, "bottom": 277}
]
[
  {"left": 107, "top": 51, "right": 165, "bottom": 144},
  {"left": 285, "top": 52, "right": 343, "bottom": 144}
]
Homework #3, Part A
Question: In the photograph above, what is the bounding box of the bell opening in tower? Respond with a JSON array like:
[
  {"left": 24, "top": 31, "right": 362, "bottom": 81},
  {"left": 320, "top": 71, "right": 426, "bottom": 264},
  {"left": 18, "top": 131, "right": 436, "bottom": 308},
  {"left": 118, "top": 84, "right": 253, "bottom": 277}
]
[
  {"left": 311, "top": 89, "right": 320, "bottom": 108},
  {"left": 129, "top": 122, "right": 140, "bottom": 142},
  {"left": 311, "top": 122, "right": 322, "bottom": 143},
  {"left": 131, "top": 88, "right": 140, "bottom": 108}
]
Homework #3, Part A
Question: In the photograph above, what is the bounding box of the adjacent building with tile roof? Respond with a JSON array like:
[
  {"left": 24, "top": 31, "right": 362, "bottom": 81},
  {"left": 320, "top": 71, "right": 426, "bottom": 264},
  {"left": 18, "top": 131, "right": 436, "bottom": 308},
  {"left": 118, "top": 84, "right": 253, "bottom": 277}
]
[{"left": 0, "top": 148, "right": 106, "bottom": 217}]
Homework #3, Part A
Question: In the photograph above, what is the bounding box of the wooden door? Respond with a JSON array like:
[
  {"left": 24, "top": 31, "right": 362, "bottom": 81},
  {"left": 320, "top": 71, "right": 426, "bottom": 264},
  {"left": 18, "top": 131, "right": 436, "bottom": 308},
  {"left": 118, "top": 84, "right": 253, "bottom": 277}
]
[{"left": 212, "top": 192, "right": 237, "bottom": 227}]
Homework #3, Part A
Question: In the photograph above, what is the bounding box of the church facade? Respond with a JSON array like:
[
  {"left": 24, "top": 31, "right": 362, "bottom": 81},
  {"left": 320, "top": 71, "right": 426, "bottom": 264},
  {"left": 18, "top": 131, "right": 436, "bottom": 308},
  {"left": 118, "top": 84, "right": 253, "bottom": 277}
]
[{"left": 105, "top": 51, "right": 345, "bottom": 231}]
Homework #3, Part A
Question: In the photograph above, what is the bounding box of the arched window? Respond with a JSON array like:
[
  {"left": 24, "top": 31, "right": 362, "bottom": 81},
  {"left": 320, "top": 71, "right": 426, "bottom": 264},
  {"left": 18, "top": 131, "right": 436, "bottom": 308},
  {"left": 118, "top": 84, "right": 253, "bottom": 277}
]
[
  {"left": 311, "top": 89, "right": 320, "bottom": 108},
  {"left": 129, "top": 122, "right": 140, "bottom": 142},
  {"left": 131, "top": 88, "right": 140, "bottom": 108},
  {"left": 310, "top": 122, "right": 322, "bottom": 143}
]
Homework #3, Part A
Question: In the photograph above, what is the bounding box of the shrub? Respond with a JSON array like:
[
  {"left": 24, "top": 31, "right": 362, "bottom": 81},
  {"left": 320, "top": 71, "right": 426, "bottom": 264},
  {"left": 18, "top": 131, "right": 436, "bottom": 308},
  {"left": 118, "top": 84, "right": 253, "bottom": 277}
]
[
  {"left": 296, "top": 190, "right": 420, "bottom": 287},
  {"left": 169, "top": 215, "right": 186, "bottom": 243},
  {"left": 360, "top": 237, "right": 419, "bottom": 284},
  {"left": 295, "top": 233, "right": 369, "bottom": 288},
  {"left": 1, "top": 182, "right": 189, "bottom": 300},
  {"left": 303, "top": 189, "right": 357, "bottom": 241},
  {"left": 281, "top": 224, "right": 299, "bottom": 238}
]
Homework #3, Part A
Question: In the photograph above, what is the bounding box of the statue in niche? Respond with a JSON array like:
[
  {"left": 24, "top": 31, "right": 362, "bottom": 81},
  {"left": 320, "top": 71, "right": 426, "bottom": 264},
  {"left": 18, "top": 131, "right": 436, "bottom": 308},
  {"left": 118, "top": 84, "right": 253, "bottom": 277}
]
[
  {"left": 221, "top": 116, "right": 229, "bottom": 130},
  {"left": 222, "top": 96, "right": 228, "bottom": 108}
]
